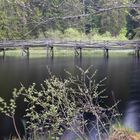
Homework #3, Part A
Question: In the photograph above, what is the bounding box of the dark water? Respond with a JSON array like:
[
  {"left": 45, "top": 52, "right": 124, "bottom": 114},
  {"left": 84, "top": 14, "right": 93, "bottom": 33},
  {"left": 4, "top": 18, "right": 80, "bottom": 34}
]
[{"left": 0, "top": 55, "right": 140, "bottom": 132}]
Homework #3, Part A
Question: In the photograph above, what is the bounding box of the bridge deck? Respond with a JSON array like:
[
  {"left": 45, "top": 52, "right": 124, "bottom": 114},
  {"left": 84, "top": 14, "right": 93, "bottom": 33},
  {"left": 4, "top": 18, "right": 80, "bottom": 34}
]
[
  {"left": 0, "top": 40, "right": 139, "bottom": 50},
  {"left": 0, "top": 40, "right": 140, "bottom": 58}
]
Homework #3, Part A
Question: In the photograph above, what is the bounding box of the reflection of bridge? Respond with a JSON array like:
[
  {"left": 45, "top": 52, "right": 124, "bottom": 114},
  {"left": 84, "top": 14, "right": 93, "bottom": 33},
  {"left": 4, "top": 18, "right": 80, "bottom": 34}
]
[{"left": 0, "top": 40, "right": 140, "bottom": 58}]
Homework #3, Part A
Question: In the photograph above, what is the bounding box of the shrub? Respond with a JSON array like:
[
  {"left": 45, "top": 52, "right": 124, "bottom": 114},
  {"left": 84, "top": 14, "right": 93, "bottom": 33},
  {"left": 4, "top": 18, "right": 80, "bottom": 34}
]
[
  {"left": 0, "top": 66, "right": 119, "bottom": 140},
  {"left": 64, "top": 28, "right": 84, "bottom": 40}
]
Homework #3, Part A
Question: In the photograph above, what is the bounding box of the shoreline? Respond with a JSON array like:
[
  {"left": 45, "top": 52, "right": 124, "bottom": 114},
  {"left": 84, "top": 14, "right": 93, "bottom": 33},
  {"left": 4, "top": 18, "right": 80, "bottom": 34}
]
[{"left": 0, "top": 48, "right": 135, "bottom": 58}]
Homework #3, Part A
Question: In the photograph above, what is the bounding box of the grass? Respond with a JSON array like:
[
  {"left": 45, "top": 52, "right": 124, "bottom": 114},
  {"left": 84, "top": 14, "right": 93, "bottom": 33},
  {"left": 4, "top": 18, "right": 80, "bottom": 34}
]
[{"left": 109, "top": 124, "right": 140, "bottom": 140}]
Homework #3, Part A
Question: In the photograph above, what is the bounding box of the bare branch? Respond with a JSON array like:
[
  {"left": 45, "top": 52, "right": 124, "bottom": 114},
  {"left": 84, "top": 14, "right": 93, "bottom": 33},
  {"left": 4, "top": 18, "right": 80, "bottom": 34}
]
[{"left": 24, "top": 4, "right": 140, "bottom": 36}]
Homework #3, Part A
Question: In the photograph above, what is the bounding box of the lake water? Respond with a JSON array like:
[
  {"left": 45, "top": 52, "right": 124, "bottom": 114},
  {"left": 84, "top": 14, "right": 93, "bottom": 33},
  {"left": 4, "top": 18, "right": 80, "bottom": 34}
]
[{"left": 0, "top": 55, "right": 140, "bottom": 133}]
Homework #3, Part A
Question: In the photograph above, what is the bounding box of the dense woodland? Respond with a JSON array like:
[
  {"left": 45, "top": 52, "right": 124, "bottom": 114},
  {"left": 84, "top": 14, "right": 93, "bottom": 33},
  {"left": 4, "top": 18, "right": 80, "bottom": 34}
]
[{"left": 0, "top": 0, "right": 140, "bottom": 40}]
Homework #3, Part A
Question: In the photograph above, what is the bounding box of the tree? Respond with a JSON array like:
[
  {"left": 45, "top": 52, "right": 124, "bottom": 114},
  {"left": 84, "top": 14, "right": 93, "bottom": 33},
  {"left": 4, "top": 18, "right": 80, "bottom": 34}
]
[
  {"left": 126, "top": 0, "right": 140, "bottom": 39},
  {"left": 0, "top": 0, "right": 139, "bottom": 40}
]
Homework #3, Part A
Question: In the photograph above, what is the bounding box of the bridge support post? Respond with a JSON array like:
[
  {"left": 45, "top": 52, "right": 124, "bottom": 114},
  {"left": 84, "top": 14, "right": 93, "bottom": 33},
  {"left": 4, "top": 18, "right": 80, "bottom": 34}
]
[
  {"left": 104, "top": 48, "right": 109, "bottom": 58},
  {"left": 0, "top": 48, "right": 5, "bottom": 58},
  {"left": 75, "top": 48, "right": 79, "bottom": 56},
  {"left": 22, "top": 47, "right": 29, "bottom": 57},
  {"left": 26, "top": 47, "right": 29, "bottom": 57},
  {"left": 50, "top": 46, "right": 54, "bottom": 58},
  {"left": 75, "top": 47, "right": 82, "bottom": 58},
  {"left": 46, "top": 45, "right": 49, "bottom": 57},
  {"left": 3, "top": 48, "right": 5, "bottom": 58},
  {"left": 46, "top": 45, "right": 54, "bottom": 58},
  {"left": 135, "top": 47, "right": 140, "bottom": 58},
  {"left": 79, "top": 48, "right": 82, "bottom": 58}
]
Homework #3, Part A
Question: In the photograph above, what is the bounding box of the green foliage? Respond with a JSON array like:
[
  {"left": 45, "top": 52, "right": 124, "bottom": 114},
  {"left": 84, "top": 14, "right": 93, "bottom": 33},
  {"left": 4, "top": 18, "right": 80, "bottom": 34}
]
[
  {"left": 117, "top": 28, "right": 128, "bottom": 40},
  {"left": 64, "top": 28, "right": 84, "bottom": 40},
  {"left": 0, "top": 0, "right": 138, "bottom": 40},
  {"left": 126, "top": 0, "right": 140, "bottom": 39},
  {"left": 44, "top": 28, "right": 127, "bottom": 41}
]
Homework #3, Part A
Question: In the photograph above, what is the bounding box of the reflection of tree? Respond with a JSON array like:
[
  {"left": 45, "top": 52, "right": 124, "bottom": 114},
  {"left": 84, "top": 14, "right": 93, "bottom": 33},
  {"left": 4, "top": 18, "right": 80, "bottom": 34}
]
[{"left": 124, "top": 59, "right": 140, "bottom": 131}]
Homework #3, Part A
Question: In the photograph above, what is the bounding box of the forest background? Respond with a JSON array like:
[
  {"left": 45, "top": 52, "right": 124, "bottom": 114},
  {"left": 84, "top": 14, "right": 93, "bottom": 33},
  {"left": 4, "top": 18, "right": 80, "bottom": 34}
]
[{"left": 0, "top": 0, "right": 140, "bottom": 40}]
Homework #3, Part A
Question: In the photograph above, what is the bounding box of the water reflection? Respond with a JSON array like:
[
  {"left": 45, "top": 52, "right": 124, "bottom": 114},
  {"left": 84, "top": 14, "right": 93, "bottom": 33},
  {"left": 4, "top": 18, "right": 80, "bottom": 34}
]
[
  {"left": 0, "top": 55, "right": 139, "bottom": 138},
  {"left": 0, "top": 56, "right": 133, "bottom": 107},
  {"left": 124, "top": 58, "right": 140, "bottom": 131},
  {"left": 0, "top": 114, "right": 25, "bottom": 140}
]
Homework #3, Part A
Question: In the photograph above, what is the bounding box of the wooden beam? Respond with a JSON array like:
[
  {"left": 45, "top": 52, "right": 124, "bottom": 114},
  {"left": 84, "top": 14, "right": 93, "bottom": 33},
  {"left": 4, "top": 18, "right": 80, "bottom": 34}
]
[
  {"left": 22, "top": 47, "right": 29, "bottom": 57},
  {"left": 104, "top": 48, "right": 109, "bottom": 58},
  {"left": 46, "top": 44, "right": 54, "bottom": 58},
  {"left": 0, "top": 48, "right": 6, "bottom": 58},
  {"left": 75, "top": 48, "right": 79, "bottom": 56},
  {"left": 79, "top": 48, "right": 82, "bottom": 58},
  {"left": 50, "top": 46, "right": 54, "bottom": 58},
  {"left": 74, "top": 47, "right": 82, "bottom": 58},
  {"left": 135, "top": 47, "right": 140, "bottom": 58},
  {"left": 0, "top": 40, "right": 140, "bottom": 50}
]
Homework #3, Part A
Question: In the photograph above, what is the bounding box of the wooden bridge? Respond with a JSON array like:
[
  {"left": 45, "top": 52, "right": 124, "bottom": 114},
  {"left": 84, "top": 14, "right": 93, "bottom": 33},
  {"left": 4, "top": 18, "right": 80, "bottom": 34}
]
[{"left": 0, "top": 40, "right": 140, "bottom": 58}]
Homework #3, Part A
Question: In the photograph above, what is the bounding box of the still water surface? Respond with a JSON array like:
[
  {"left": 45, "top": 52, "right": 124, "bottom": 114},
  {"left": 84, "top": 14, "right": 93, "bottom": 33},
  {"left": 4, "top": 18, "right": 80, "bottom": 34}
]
[{"left": 0, "top": 55, "right": 140, "bottom": 131}]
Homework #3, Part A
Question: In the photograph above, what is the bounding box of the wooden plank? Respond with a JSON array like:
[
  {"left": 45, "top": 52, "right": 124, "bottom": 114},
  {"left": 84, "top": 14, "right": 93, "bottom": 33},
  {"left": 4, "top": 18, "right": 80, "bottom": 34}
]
[{"left": 0, "top": 40, "right": 139, "bottom": 51}]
